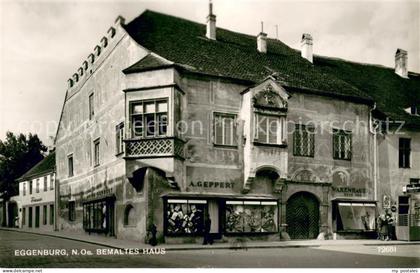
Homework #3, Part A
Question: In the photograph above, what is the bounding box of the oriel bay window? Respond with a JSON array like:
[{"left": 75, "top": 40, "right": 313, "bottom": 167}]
[
  {"left": 254, "top": 114, "right": 285, "bottom": 145},
  {"left": 293, "top": 124, "right": 315, "bottom": 157},
  {"left": 225, "top": 200, "right": 278, "bottom": 233},
  {"left": 214, "top": 113, "right": 237, "bottom": 146},
  {"left": 333, "top": 129, "right": 352, "bottom": 160},
  {"left": 165, "top": 199, "right": 207, "bottom": 235},
  {"left": 130, "top": 99, "right": 168, "bottom": 138}
]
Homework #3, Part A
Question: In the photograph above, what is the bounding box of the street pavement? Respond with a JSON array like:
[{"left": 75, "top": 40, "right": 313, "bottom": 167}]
[{"left": 0, "top": 230, "right": 419, "bottom": 268}]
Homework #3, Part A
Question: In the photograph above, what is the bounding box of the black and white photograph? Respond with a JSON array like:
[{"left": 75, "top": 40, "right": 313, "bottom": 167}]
[{"left": 0, "top": 0, "right": 419, "bottom": 271}]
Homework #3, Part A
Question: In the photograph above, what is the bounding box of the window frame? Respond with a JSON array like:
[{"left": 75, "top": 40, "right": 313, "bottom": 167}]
[
  {"left": 43, "top": 205, "right": 47, "bottom": 225},
  {"left": 68, "top": 154, "right": 74, "bottom": 177},
  {"left": 93, "top": 138, "right": 100, "bottom": 167},
  {"left": 29, "top": 181, "right": 32, "bottom": 195},
  {"left": 23, "top": 183, "right": 26, "bottom": 196},
  {"left": 213, "top": 112, "right": 237, "bottom": 148},
  {"left": 129, "top": 98, "right": 169, "bottom": 139},
  {"left": 43, "top": 177, "right": 47, "bottom": 192},
  {"left": 50, "top": 176, "right": 54, "bottom": 191},
  {"left": 399, "top": 138, "right": 411, "bottom": 168},
  {"left": 36, "top": 179, "right": 40, "bottom": 193},
  {"left": 115, "top": 122, "right": 125, "bottom": 156},
  {"left": 254, "top": 113, "right": 285, "bottom": 146},
  {"left": 49, "top": 204, "right": 54, "bottom": 225},
  {"left": 293, "top": 124, "right": 315, "bottom": 157},
  {"left": 332, "top": 129, "right": 352, "bottom": 161},
  {"left": 88, "top": 92, "right": 94, "bottom": 120}
]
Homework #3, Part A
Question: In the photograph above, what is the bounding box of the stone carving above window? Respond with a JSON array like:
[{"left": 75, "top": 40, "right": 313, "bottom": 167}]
[
  {"left": 332, "top": 170, "right": 349, "bottom": 186},
  {"left": 293, "top": 169, "right": 317, "bottom": 182},
  {"left": 253, "top": 84, "right": 287, "bottom": 110}
]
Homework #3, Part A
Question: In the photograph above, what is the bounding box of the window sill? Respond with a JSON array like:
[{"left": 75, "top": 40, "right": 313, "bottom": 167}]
[
  {"left": 213, "top": 143, "right": 238, "bottom": 149},
  {"left": 253, "top": 141, "right": 287, "bottom": 148},
  {"left": 293, "top": 154, "right": 314, "bottom": 158},
  {"left": 333, "top": 157, "right": 352, "bottom": 161}
]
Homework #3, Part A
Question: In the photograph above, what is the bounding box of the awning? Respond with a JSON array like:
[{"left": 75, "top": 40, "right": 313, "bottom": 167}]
[{"left": 162, "top": 192, "right": 277, "bottom": 200}]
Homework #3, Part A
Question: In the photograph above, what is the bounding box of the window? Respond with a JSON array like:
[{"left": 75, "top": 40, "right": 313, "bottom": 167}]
[
  {"left": 399, "top": 138, "right": 411, "bottom": 168},
  {"left": 124, "top": 204, "right": 135, "bottom": 226},
  {"left": 335, "top": 202, "right": 376, "bottom": 231},
  {"left": 22, "top": 207, "right": 26, "bottom": 226},
  {"left": 50, "top": 204, "right": 54, "bottom": 225},
  {"left": 36, "top": 179, "right": 40, "bottom": 193},
  {"left": 293, "top": 124, "right": 315, "bottom": 157},
  {"left": 29, "top": 181, "right": 32, "bottom": 195},
  {"left": 225, "top": 200, "right": 278, "bottom": 233},
  {"left": 333, "top": 129, "right": 352, "bottom": 160},
  {"left": 82, "top": 199, "right": 113, "bottom": 233},
  {"left": 254, "top": 114, "right": 284, "bottom": 145},
  {"left": 130, "top": 99, "right": 168, "bottom": 138},
  {"left": 50, "top": 176, "right": 54, "bottom": 191},
  {"left": 68, "top": 201, "right": 76, "bottom": 221},
  {"left": 43, "top": 177, "right": 47, "bottom": 192},
  {"left": 43, "top": 205, "right": 47, "bottom": 225},
  {"left": 214, "top": 113, "right": 237, "bottom": 146},
  {"left": 68, "top": 155, "right": 74, "bottom": 177},
  {"left": 94, "top": 139, "right": 100, "bottom": 166},
  {"left": 23, "top": 183, "right": 26, "bottom": 196},
  {"left": 115, "top": 123, "right": 124, "bottom": 155},
  {"left": 89, "top": 93, "right": 94, "bottom": 120},
  {"left": 28, "top": 207, "right": 33, "bottom": 228},
  {"left": 165, "top": 199, "right": 207, "bottom": 235}
]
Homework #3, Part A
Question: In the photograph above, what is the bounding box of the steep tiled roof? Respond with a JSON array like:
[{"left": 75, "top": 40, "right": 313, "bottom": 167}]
[
  {"left": 124, "top": 10, "right": 420, "bottom": 127},
  {"left": 17, "top": 152, "right": 55, "bottom": 182}
]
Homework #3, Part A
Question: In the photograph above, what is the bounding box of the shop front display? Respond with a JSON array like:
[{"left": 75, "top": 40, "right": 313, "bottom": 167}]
[
  {"left": 82, "top": 196, "right": 115, "bottom": 236},
  {"left": 165, "top": 199, "right": 207, "bottom": 235},
  {"left": 333, "top": 200, "right": 377, "bottom": 232},
  {"left": 225, "top": 200, "right": 278, "bottom": 233}
]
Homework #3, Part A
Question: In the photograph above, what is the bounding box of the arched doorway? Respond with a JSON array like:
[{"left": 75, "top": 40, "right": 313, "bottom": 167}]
[{"left": 286, "top": 192, "right": 319, "bottom": 239}]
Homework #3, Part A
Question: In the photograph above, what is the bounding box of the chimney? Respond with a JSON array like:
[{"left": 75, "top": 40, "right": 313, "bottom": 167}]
[
  {"left": 257, "top": 22, "right": 267, "bottom": 53},
  {"left": 301, "top": 33, "right": 313, "bottom": 63},
  {"left": 395, "top": 48, "right": 408, "bottom": 78},
  {"left": 206, "top": 0, "right": 216, "bottom": 40}
]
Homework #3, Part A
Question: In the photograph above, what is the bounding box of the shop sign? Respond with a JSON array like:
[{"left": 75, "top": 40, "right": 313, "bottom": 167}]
[
  {"left": 189, "top": 181, "right": 235, "bottom": 189},
  {"left": 332, "top": 187, "right": 366, "bottom": 197},
  {"left": 30, "top": 197, "right": 42, "bottom": 203},
  {"left": 405, "top": 184, "right": 420, "bottom": 193},
  {"left": 83, "top": 187, "right": 115, "bottom": 201}
]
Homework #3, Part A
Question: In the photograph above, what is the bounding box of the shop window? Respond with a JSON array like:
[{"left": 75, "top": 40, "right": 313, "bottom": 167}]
[
  {"left": 130, "top": 99, "right": 168, "bottom": 138},
  {"left": 165, "top": 199, "right": 207, "bottom": 235},
  {"left": 124, "top": 204, "right": 135, "bottom": 226},
  {"left": 43, "top": 205, "right": 47, "bottom": 225},
  {"left": 214, "top": 113, "right": 237, "bottom": 147},
  {"left": 115, "top": 122, "right": 124, "bottom": 155},
  {"left": 293, "top": 124, "right": 315, "bottom": 157},
  {"left": 335, "top": 202, "right": 376, "bottom": 231},
  {"left": 399, "top": 138, "right": 411, "bottom": 168},
  {"left": 225, "top": 200, "right": 278, "bottom": 233},
  {"left": 68, "top": 201, "right": 76, "bottom": 221},
  {"left": 50, "top": 204, "right": 54, "bottom": 225},
  {"left": 68, "top": 154, "right": 74, "bottom": 177},
  {"left": 254, "top": 114, "right": 284, "bottom": 145},
  {"left": 333, "top": 129, "right": 352, "bottom": 160},
  {"left": 83, "top": 199, "right": 112, "bottom": 233}
]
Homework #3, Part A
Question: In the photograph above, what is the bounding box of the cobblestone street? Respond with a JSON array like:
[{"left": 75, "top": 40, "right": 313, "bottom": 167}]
[{"left": 1, "top": 230, "right": 419, "bottom": 268}]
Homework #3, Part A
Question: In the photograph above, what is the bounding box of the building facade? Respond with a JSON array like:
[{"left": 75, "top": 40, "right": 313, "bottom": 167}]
[
  {"left": 15, "top": 152, "right": 56, "bottom": 231},
  {"left": 55, "top": 8, "right": 420, "bottom": 243}
]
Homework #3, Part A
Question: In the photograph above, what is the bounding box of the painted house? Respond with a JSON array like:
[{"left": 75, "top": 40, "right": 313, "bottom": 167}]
[
  {"left": 55, "top": 6, "right": 420, "bottom": 243},
  {"left": 15, "top": 152, "right": 56, "bottom": 231}
]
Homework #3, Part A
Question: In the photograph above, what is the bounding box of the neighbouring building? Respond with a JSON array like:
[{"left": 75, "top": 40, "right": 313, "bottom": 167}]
[
  {"left": 55, "top": 5, "right": 420, "bottom": 243},
  {"left": 15, "top": 152, "right": 56, "bottom": 231}
]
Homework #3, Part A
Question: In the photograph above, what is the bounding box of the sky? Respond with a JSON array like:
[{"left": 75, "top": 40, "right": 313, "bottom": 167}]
[{"left": 0, "top": 0, "right": 419, "bottom": 147}]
